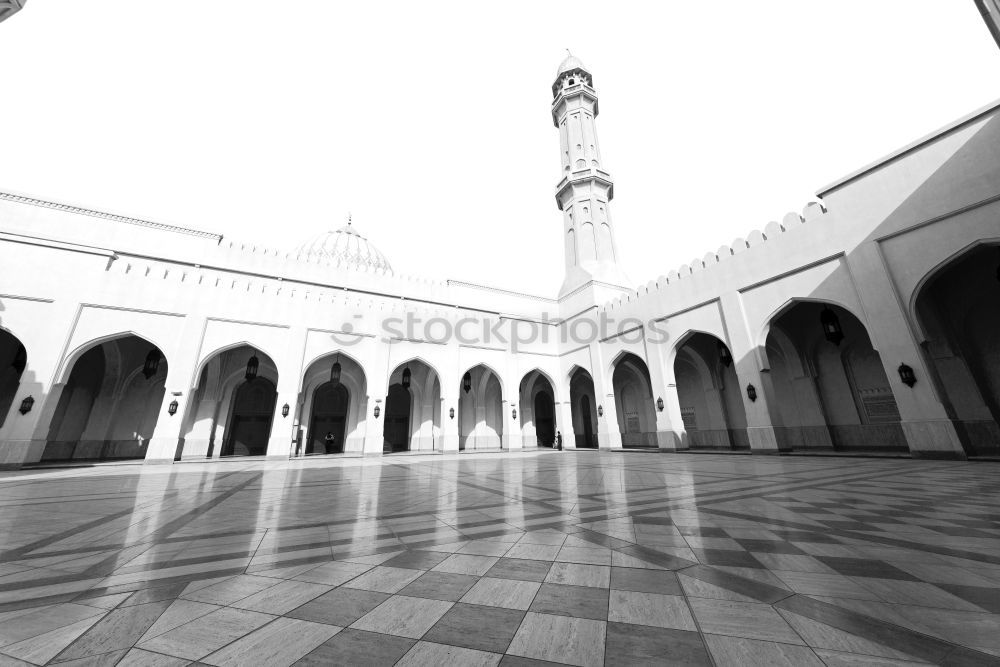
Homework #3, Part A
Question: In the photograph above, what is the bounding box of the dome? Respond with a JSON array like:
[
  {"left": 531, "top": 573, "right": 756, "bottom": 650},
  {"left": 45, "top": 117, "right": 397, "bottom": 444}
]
[
  {"left": 556, "top": 53, "right": 586, "bottom": 76},
  {"left": 294, "top": 221, "right": 393, "bottom": 274}
]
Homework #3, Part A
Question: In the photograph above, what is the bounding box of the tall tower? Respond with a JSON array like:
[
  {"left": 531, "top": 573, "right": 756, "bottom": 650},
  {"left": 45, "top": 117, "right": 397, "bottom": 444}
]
[{"left": 552, "top": 53, "right": 631, "bottom": 298}]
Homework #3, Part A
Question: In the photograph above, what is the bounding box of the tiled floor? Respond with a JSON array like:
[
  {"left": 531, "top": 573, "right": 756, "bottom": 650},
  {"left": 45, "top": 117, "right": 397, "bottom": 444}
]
[{"left": 0, "top": 451, "right": 999, "bottom": 666}]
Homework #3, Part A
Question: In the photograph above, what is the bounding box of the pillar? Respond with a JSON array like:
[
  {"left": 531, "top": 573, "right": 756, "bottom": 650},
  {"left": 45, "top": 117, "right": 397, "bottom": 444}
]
[
  {"left": 592, "top": 345, "right": 622, "bottom": 449},
  {"left": 848, "top": 244, "right": 966, "bottom": 459},
  {"left": 645, "top": 337, "right": 688, "bottom": 451},
  {"left": 555, "top": 399, "right": 576, "bottom": 449},
  {"left": 719, "top": 293, "right": 786, "bottom": 453}
]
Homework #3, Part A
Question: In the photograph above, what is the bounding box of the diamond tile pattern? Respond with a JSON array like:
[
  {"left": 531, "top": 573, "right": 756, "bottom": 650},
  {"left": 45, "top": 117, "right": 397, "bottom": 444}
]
[{"left": 0, "top": 452, "right": 998, "bottom": 665}]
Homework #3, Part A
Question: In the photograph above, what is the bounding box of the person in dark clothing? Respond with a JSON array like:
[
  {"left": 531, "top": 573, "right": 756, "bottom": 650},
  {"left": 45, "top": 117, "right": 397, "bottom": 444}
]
[{"left": 555, "top": 431, "right": 563, "bottom": 451}]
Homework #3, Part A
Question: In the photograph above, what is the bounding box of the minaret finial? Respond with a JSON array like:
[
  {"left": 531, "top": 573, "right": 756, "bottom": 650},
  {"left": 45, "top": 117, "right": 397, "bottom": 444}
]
[{"left": 348, "top": 212, "right": 352, "bottom": 226}]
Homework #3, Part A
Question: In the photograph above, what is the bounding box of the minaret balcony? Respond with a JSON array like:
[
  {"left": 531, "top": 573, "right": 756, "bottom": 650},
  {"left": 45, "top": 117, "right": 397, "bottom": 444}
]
[
  {"left": 551, "top": 85, "right": 600, "bottom": 126},
  {"left": 554, "top": 169, "right": 615, "bottom": 209}
]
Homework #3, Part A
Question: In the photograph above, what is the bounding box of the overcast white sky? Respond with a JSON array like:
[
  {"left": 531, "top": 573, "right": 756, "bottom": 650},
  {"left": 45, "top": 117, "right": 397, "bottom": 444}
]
[{"left": 2, "top": 2, "right": 998, "bottom": 295}]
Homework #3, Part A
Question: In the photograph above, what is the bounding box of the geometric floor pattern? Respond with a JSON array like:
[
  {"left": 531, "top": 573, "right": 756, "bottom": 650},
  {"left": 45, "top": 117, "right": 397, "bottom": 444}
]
[{"left": 1, "top": 451, "right": 999, "bottom": 666}]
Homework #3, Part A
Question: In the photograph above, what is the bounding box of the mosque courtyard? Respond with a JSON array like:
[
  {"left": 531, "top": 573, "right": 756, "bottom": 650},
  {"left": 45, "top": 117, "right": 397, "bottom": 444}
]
[{"left": 0, "top": 451, "right": 998, "bottom": 666}]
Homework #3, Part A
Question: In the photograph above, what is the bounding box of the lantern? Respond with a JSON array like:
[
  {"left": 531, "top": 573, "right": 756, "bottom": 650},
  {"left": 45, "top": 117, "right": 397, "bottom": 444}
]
[
  {"left": 597, "top": 404, "right": 604, "bottom": 417},
  {"left": 463, "top": 372, "right": 472, "bottom": 394},
  {"left": 281, "top": 403, "right": 290, "bottom": 417},
  {"left": 18, "top": 395, "right": 33, "bottom": 415},
  {"left": 142, "top": 350, "right": 160, "bottom": 380},
  {"left": 168, "top": 399, "right": 179, "bottom": 416},
  {"left": 656, "top": 396, "right": 664, "bottom": 412},
  {"left": 401, "top": 367, "right": 411, "bottom": 389},
  {"left": 330, "top": 355, "right": 342, "bottom": 385},
  {"left": 245, "top": 355, "right": 260, "bottom": 380},
  {"left": 898, "top": 363, "right": 917, "bottom": 387},
  {"left": 820, "top": 307, "right": 844, "bottom": 346},
  {"left": 718, "top": 342, "right": 733, "bottom": 368},
  {"left": 11, "top": 345, "right": 26, "bottom": 376},
  {"left": 449, "top": 407, "right": 455, "bottom": 420},
  {"left": 746, "top": 384, "right": 757, "bottom": 402},
  {"left": 512, "top": 407, "right": 517, "bottom": 420},
  {"left": 374, "top": 405, "right": 381, "bottom": 418}
]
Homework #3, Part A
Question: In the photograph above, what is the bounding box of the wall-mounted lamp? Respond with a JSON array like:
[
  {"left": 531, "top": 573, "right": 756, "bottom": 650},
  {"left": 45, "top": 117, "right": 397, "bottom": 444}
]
[
  {"left": 462, "top": 372, "right": 472, "bottom": 394},
  {"left": 656, "top": 396, "right": 664, "bottom": 412},
  {"left": 746, "top": 384, "right": 757, "bottom": 402},
  {"left": 373, "top": 405, "right": 381, "bottom": 418},
  {"left": 18, "top": 396, "right": 34, "bottom": 415},
  {"left": 281, "top": 403, "right": 290, "bottom": 417},
  {"left": 597, "top": 404, "right": 604, "bottom": 417},
  {"left": 449, "top": 407, "right": 455, "bottom": 420},
  {"left": 331, "top": 354, "right": 342, "bottom": 385},
  {"left": 142, "top": 350, "right": 161, "bottom": 380},
  {"left": 245, "top": 354, "right": 260, "bottom": 380},
  {"left": 401, "top": 367, "right": 411, "bottom": 389},
  {"left": 898, "top": 363, "right": 917, "bottom": 388},
  {"left": 820, "top": 307, "right": 844, "bottom": 346},
  {"left": 718, "top": 342, "right": 733, "bottom": 368},
  {"left": 168, "top": 399, "right": 179, "bottom": 416},
  {"left": 512, "top": 408, "right": 517, "bottom": 420}
]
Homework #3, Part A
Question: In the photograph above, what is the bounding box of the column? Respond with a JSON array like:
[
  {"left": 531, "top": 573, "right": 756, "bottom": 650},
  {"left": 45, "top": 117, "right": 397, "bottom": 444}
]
[
  {"left": 361, "top": 342, "right": 391, "bottom": 456},
  {"left": 145, "top": 316, "right": 206, "bottom": 463},
  {"left": 265, "top": 326, "right": 308, "bottom": 459},
  {"left": 848, "top": 244, "right": 965, "bottom": 458},
  {"left": 592, "top": 345, "right": 622, "bottom": 449},
  {"left": 555, "top": 400, "right": 576, "bottom": 449},
  {"left": 719, "top": 293, "right": 786, "bottom": 453},
  {"left": 645, "top": 336, "right": 688, "bottom": 451}
]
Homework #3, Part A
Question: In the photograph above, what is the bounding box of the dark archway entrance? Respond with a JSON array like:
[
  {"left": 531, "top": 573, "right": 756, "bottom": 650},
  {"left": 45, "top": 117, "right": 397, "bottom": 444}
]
[
  {"left": 518, "top": 370, "right": 557, "bottom": 448},
  {"left": 673, "top": 333, "right": 749, "bottom": 450},
  {"left": 915, "top": 244, "right": 1000, "bottom": 455},
  {"left": 223, "top": 377, "right": 277, "bottom": 457},
  {"left": 533, "top": 392, "right": 555, "bottom": 446},
  {"left": 612, "top": 353, "right": 657, "bottom": 449},
  {"left": 570, "top": 368, "right": 598, "bottom": 448},
  {"left": 44, "top": 335, "right": 167, "bottom": 462},
  {"left": 308, "top": 381, "right": 349, "bottom": 454},
  {"left": 765, "top": 301, "right": 905, "bottom": 452},
  {"left": 0, "top": 330, "right": 27, "bottom": 430},
  {"left": 383, "top": 383, "right": 411, "bottom": 452},
  {"left": 459, "top": 365, "right": 504, "bottom": 450}
]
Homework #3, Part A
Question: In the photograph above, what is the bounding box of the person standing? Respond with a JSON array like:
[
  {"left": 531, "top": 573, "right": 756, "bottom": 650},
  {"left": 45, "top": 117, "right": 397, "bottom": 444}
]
[{"left": 555, "top": 431, "right": 563, "bottom": 451}]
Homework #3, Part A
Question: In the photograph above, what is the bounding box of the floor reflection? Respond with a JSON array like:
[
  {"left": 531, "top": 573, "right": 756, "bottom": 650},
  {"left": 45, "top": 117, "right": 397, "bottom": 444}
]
[{"left": 0, "top": 452, "right": 998, "bottom": 665}]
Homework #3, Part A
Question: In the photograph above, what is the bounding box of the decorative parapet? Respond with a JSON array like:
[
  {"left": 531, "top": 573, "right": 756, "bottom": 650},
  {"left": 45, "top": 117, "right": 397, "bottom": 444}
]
[
  {"left": 599, "top": 201, "right": 828, "bottom": 314},
  {"left": 0, "top": 191, "right": 222, "bottom": 240}
]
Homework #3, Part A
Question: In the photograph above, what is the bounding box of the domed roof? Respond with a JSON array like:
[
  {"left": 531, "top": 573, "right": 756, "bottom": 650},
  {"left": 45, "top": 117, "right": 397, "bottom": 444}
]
[
  {"left": 557, "top": 52, "right": 586, "bottom": 76},
  {"left": 294, "top": 220, "right": 393, "bottom": 274}
]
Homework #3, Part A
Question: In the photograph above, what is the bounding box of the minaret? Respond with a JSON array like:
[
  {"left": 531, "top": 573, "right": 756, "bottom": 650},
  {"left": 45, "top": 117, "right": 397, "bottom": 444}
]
[{"left": 552, "top": 53, "right": 631, "bottom": 298}]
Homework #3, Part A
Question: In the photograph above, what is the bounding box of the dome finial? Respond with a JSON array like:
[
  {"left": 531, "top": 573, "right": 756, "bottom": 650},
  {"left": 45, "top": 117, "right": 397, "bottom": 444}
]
[
  {"left": 556, "top": 51, "right": 585, "bottom": 77},
  {"left": 348, "top": 212, "right": 352, "bottom": 226}
]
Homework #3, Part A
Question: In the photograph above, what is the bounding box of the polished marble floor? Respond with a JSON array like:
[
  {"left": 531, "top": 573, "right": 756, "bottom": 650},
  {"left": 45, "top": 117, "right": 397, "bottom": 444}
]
[{"left": 0, "top": 451, "right": 999, "bottom": 666}]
